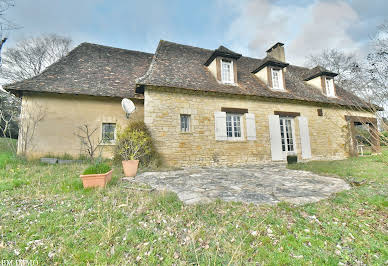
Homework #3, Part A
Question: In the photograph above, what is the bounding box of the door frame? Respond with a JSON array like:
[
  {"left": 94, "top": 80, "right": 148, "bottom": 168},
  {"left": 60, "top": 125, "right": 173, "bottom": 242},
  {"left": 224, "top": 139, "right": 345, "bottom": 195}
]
[{"left": 279, "top": 116, "right": 297, "bottom": 159}]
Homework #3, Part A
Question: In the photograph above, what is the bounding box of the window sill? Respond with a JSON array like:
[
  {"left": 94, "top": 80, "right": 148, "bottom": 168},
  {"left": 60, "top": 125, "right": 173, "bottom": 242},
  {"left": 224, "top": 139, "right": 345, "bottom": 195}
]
[
  {"left": 220, "top": 81, "right": 237, "bottom": 86},
  {"left": 271, "top": 87, "right": 286, "bottom": 91},
  {"left": 180, "top": 132, "right": 193, "bottom": 134},
  {"left": 225, "top": 139, "right": 246, "bottom": 142},
  {"left": 99, "top": 142, "right": 116, "bottom": 146}
]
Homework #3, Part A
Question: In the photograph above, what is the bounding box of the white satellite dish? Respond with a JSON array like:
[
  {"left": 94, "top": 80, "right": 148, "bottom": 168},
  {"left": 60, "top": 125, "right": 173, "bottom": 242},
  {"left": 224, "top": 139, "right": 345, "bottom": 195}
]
[{"left": 121, "top": 98, "right": 136, "bottom": 118}]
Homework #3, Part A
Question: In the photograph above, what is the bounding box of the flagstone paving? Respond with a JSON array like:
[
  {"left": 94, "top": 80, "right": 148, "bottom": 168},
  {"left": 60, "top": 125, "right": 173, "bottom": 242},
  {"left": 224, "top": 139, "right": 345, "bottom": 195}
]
[{"left": 132, "top": 164, "right": 350, "bottom": 205}]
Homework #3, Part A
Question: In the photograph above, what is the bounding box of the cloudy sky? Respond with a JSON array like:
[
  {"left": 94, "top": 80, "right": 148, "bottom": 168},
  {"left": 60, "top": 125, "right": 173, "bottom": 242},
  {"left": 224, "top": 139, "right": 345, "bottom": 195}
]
[{"left": 2, "top": 0, "right": 388, "bottom": 65}]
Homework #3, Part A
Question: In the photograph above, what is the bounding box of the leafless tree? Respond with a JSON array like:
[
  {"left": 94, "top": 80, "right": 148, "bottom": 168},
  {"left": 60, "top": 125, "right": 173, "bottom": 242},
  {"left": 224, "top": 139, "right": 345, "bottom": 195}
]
[
  {"left": 305, "top": 23, "right": 388, "bottom": 154},
  {"left": 75, "top": 124, "right": 103, "bottom": 159},
  {"left": 0, "top": 0, "right": 19, "bottom": 64},
  {"left": 306, "top": 49, "right": 361, "bottom": 93},
  {"left": 1, "top": 34, "right": 72, "bottom": 82},
  {"left": 366, "top": 23, "right": 388, "bottom": 108},
  {"left": 0, "top": 107, "right": 17, "bottom": 153},
  {"left": 18, "top": 99, "right": 47, "bottom": 155}
]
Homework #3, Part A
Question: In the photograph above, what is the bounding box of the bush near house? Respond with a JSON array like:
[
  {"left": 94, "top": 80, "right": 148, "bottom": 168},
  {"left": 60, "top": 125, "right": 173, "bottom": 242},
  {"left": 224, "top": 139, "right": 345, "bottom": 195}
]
[
  {"left": 0, "top": 138, "right": 387, "bottom": 265},
  {"left": 114, "top": 121, "right": 161, "bottom": 167}
]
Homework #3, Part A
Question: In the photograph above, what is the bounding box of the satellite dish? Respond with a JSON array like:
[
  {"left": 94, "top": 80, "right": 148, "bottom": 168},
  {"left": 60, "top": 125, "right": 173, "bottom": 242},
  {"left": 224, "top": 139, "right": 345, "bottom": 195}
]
[{"left": 121, "top": 98, "right": 136, "bottom": 118}]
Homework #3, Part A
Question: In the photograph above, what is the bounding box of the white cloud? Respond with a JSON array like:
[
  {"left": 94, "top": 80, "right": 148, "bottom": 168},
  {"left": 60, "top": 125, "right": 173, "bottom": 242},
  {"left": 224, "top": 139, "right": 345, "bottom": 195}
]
[
  {"left": 224, "top": 0, "right": 360, "bottom": 65},
  {"left": 288, "top": 1, "right": 359, "bottom": 64}
]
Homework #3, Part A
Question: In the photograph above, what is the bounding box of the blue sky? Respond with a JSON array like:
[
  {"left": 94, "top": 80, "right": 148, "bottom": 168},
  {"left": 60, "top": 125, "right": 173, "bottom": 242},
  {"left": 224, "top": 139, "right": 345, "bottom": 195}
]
[{"left": 2, "top": 0, "right": 388, "bottom": 65}]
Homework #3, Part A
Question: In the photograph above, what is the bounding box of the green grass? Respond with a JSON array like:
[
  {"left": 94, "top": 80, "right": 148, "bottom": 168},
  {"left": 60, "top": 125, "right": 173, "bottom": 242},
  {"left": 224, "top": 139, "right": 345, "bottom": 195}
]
[
  {"left": 0, "top": 138, "right": 387, "bottom": 264},
  {"left": 82, "top": 162, "right": 112, "bottom": 175}
]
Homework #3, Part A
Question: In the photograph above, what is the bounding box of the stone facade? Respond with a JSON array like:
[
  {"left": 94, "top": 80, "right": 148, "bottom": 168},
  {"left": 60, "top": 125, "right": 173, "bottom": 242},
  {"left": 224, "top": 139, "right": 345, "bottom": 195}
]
[
  {"left": 19, "top": 92, "right": 143, "bottom": 158},
  {"left": 144, "top": 86, "right": 376, "bottom": 167}
]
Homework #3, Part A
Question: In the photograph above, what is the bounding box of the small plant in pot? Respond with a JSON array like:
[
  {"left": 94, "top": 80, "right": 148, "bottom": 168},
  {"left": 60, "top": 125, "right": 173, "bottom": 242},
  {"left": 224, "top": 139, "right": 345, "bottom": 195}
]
[
  {"left": 287, "top": 153, "right": 298, "bottom": 164},
  {"left": 80, "top": 162, "right": 112, "bottom": 188},
  {"left": 115, "top": 121, "right": 153, "bottom": 177}
]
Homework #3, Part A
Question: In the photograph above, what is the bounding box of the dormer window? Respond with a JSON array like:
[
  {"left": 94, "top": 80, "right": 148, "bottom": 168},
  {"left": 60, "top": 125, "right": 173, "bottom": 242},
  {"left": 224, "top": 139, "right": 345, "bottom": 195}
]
[
  {"left": 271, "top": 68, "right": 284, "bottom": 90},
  {"left": 304, "top": 66, "right": 338, "bottom": 96},
  {"left": 221, "top": 59, "right": 234, "bottom": 84},
  {"left": 204, "top": 45, "right": 241, "bottom": 85},
  {"left": 252, "top": 53, "right": 289, "bottom": 91},
  {"left": 325, "top": 77, "right": 335, "bottom": 97}
]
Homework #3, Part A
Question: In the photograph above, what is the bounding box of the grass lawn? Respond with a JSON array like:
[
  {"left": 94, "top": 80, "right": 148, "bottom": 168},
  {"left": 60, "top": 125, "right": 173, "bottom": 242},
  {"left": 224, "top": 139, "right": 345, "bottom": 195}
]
[{"left": 0, "top": 139, "right": 387, "bottom": 265}]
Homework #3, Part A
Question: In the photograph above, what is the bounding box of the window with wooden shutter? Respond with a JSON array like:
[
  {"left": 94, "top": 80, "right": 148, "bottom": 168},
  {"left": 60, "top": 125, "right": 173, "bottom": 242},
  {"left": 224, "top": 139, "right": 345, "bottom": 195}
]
[{"left": 226, "top": 113, "right": 243, "bottom": 140}]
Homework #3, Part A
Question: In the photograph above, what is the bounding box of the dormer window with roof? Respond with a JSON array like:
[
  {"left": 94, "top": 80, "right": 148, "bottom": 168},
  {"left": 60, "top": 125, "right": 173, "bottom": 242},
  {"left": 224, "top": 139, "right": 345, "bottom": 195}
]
[
  {"left": 204, "top": 45, "right": 241, "bottom": 85},
  {"left": 251, "top": 43, "right": 289, "bottom": 91},
  {"left": 304, "top": 66, "right": 338, "bottom": 98},
  {"left": 221, "top": 59, "right": 234, "bottom": 84}
]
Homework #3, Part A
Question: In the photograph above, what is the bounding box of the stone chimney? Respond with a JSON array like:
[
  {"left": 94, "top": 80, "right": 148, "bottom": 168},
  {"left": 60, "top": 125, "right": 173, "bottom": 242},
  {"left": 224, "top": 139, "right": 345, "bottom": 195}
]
[{"left": 266, "top": 42, "right": 285, "bottom": 62}]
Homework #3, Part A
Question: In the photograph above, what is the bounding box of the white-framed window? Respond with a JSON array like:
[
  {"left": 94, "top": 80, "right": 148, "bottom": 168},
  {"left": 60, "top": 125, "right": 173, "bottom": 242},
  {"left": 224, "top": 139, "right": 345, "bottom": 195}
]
[
  {"left": 221, "top": 59, "right": 234, "bottom": 84},
  {"left": 180, "top": 114, "right": 191, "bottom": 132},
  {"left": 102, "top": 123, "right": 116, "bottom": 143},
  {"left": 226, "top": 113, "right": 243, "bottom": 140},
  {"left": 325, "top": 77, "right": 336, "bottom": 97},
  {"left": 271, "top": 68, "right": 284, "bottom": 90}
]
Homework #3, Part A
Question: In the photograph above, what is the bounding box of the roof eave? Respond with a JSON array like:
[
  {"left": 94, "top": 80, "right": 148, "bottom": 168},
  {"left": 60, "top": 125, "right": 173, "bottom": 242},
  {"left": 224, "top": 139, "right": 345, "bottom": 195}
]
[
  {"left": 252, "top": 61, "right": 289, "bottom": 74},
  {"left": 204, "top": 50, "right": 242, "bottom": 66},
  {"left": 304, "top": 71, "right": 338, "bottom": 81}
]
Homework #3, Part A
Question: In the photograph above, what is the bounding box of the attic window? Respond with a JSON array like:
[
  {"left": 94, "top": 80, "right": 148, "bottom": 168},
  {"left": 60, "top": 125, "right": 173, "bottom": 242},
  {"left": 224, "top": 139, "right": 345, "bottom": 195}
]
[
  {"left": 271, "top": 68, "right": 284, "bottom": 90},
  {"left": 325, "top": 77, "right": 335, "bottom": 97},
  {"left": 221, "top": 59, "right": 234, "bottom": 84}
]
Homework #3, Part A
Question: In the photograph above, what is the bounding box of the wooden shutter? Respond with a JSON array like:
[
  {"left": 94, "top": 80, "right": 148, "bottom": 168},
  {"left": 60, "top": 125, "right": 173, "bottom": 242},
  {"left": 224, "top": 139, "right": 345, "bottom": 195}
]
[
  {"left": 214, "top": 112, "right": 227, "bottom": 140},
  {"left": 268, "top": 115, "right": 283, "bottom": 161},
  {"left": 245, "top": 113, "right": 256, "bottom": 140},
  {"left": 298, "top": 116, "right": 312, "bottom": 159}
]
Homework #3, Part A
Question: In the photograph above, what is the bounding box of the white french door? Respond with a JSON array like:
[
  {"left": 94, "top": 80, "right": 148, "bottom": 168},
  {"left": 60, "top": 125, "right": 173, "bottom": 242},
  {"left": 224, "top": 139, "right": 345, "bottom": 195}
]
[{"left": 279, "top": 117, "right": 296, "bottom": 159}]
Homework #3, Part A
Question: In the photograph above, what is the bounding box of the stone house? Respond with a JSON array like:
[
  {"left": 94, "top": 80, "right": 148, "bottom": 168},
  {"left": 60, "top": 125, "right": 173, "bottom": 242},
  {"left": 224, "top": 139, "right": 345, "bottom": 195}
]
[{"left": 5, "top": 40, "right": 380, "bottom": 166}]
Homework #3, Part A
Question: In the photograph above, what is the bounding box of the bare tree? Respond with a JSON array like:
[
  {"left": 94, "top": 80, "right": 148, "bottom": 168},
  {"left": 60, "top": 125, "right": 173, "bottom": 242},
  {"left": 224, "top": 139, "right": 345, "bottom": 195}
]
[
  {"left": 305, "top": 49, "right": 365, "bottom": 94},
  {"left": 0, "top": 89, "right": 19, "bottom": 135},
  {"left": 75, "top": 124, "right": 103, "bottom": 159},
  {"left": 367, "top": 23, "right": 388, "bottom": 109},
  {"left": 0, "top": 105, "right": 18, "bottom": 153},
  {"left": 1, "top": 34, "right": 72, "bottom": 82},
  {"left": 305, "top": 23, "right": 388, "bottom": 155},
  {"left": 17, "top": 99, "right": 47, "bottom": 155},
  {"left": 0, "top": 0, "right": 19, "bottom": 65}
]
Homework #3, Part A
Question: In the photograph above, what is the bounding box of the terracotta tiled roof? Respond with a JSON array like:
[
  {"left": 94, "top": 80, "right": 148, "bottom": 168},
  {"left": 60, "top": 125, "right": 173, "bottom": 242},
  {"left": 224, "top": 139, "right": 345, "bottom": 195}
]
[
  {"left": 4, "top": 42, "right": 154, "bottom": 98},
  {"left": 137, "top": 40, "right": 369, "bottom": 108}
]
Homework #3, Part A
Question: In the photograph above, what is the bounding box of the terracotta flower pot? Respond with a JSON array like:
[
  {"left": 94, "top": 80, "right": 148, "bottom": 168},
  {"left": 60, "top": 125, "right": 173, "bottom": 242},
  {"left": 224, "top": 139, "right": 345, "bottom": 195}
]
[
  {"left": 122, "top": 160, "right": 139, "bottom": 177},
  {"left": 80, "top": 169, "right": 113, "bottom": 188}
]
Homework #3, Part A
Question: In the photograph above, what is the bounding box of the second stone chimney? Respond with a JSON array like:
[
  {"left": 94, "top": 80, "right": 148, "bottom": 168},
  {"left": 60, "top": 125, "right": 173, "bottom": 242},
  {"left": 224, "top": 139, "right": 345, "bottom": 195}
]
[{"left": 266, "top": 42, "right": 285, "bottom": 62}]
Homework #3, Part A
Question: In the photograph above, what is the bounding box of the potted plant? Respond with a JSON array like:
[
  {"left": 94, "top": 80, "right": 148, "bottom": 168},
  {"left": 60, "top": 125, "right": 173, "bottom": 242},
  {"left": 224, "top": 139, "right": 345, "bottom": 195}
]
[
  {"left": 80, "top": 162, "right": 112, "bottom": 188},
  {"left": 115, "top": 122, "right": 153, "bottom": 177},
  {"left": 287, "top": 153, "right": 298, "bottom": 164}
]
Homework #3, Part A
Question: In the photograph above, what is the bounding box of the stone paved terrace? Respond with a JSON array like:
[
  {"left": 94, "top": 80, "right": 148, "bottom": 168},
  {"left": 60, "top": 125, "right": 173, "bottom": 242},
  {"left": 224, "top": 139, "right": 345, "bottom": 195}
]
[{"left": 131, "top": 164, "right": 351, "bottom": 205}]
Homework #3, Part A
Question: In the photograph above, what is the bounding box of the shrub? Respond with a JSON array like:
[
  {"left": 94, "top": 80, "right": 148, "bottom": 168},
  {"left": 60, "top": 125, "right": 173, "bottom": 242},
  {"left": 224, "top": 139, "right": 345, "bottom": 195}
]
[
  {"left": 114, "top": 121, "right": 161, "bottom": 166},
  {"left": 82, "top": 163, "right": 111, "bottom": 175}
]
